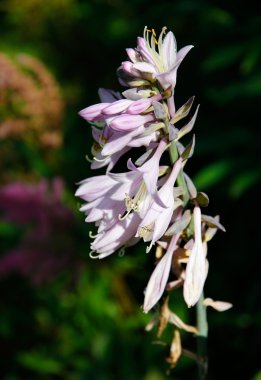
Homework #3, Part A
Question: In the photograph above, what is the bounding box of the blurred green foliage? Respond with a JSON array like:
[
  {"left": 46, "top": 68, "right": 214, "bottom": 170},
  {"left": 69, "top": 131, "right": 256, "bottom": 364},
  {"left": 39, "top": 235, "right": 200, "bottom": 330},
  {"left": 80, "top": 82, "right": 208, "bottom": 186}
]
[{"left": 0, "top": 0, "right": 260, "bottom": 379}]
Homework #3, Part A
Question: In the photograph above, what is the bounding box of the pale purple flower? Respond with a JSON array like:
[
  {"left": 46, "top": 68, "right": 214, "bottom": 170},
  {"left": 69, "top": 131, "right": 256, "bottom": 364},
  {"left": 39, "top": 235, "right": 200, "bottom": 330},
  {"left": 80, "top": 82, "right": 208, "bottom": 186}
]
[
  {"left": 79, "top": 88, "right": 163, "bottom": 169},
  {"left": 79, "top": 102, "right": 110, "bottom": 121},
  {"left": 137, "top": 158, "right": 183, "bottom": 251},
  {"left": 109, "top": 113, "right": 154, "bottom": 132},
  {"left": 76, "top": 140, "right": 169, "bottom": 257},
  {"left": 143, "top": 233, "right": 180, "bottom": 313},
  {"left": 90, "top": 212, "right": 141, "bottom": 259},
  {"left": 77, "top": 139, "right": 167, "bottom": 220},
  {"left": 0, "top": 179, "right": 77, "bottom": 285},
  {"left": 120, "top": 27, "right": 193, "bottom": 90},
  {"left": 183, "top": 205, "right": 208, "bottom": 307}
]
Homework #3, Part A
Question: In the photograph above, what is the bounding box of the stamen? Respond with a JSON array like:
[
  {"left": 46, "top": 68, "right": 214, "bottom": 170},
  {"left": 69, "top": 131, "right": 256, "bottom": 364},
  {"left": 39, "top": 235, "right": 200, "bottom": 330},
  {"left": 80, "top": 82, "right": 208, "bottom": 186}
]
[
  {"left": 89, "top": 250, "right": 100, "bottom": 259},
  {"left": 146, "top": 241, "right": 154, "bottom": 253},
  {"left": 147, "top": 27, "right": 158, "bottom": 45},
  {"left": 118, "top": 209, "right": 132, "bottom": 221},
  {"left": 138, "top": 224, "right": 153, "bottom": 239},
  {"left": 118, "top": 247, "right": 125, "bottom": 257},
  {"left": 93, "top": 156, "right": 108, "bottom": 162},
  {"left": 99, "top": 133, "right": 109, "bottom": 146},
  {"left": 85, "top": 154, "right": 93, "bottom": 163},
  {"left": 89, "top": 231, "right": 98, "bottom": 238}
]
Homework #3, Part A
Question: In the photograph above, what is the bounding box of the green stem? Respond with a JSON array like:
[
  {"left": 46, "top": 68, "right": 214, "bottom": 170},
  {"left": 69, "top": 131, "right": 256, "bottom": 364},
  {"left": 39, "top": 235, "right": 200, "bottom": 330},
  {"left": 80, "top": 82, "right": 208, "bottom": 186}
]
[
  {"left": 168, "top": 140, "right": 190, "bottom": 205},
  {"left": 168, "top": 139, "right": 208, "bottom": 378},
  {"left": 196, "top": 292, "right": 208, "bottom": 380}
]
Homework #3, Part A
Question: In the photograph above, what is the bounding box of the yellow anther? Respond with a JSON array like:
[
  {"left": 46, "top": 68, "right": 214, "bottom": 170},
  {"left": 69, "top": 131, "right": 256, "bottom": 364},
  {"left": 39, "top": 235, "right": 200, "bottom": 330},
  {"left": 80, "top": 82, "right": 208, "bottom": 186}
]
[
  {"left": 138, "top": 224, "right": 153, "bottom": 239},
  {"left": 147, "top": 27, "right": 158, "bottom": 45}
]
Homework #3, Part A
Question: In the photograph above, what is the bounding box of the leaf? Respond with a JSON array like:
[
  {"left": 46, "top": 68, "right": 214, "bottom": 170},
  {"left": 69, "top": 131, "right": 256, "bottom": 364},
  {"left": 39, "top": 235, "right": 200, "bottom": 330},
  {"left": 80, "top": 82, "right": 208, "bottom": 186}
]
[
  {"left": 17, "top": 352, "right": 62, "bottom": 374},
  {"left": 168, "top": 122, "right": 179, "bottom": 141},
  {"left": 181, "top": 135, "right": 195, "bottom": 160},
  {"left": 207, "top": 74, "right": 261, "bottom": 104},
  {"left": 194, "top": 160, "right": 235, "bottom": 189},
  {"left": 204, "top": 216, "right": 221, "bottom": 242},
  {"left": 165, "top": 210, "right": 191, "bottom": 236},
  {"left": 176, "top": 105, "right": 200, "bottom": 140},
  {"left": 173, "top": 96, "right": 195, "bottom": 123},
  {"left": 202, "top": 44, "right": 244, "bottom": 72},
  {"left": 195, "top": 192, "right": 209, "bottom": 207},
  {"left": 251, "top": 371, "right": 261, "bottom": 380},
  {"left": 152, "top": 100, "right": 167, "bottom": 119},
  {"left": 0, "top": 221, "right": 20, "bottom": 237},
  {"left": 201, "top": 214, "right": 226, "bottom": 232},
  {"left": 229, "top": 168, "right": 261, "bottom": 198},
  {"left": 184, "top": 173, "right": 197, "bottom": 199}
]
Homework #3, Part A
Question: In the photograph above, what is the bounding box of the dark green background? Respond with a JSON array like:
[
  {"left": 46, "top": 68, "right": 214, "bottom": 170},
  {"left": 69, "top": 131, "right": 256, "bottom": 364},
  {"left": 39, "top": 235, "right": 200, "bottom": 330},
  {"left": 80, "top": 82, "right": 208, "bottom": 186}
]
[{"left": 0, "top": 0, "right": 260, "bottom": 379}]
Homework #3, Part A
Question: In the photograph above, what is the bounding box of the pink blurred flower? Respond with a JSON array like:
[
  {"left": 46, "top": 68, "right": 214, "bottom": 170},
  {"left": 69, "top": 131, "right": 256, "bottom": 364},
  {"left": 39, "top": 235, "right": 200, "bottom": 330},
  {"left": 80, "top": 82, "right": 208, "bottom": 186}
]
[{"left": 0, "top": 179, "right": 77, "bottom": 285}]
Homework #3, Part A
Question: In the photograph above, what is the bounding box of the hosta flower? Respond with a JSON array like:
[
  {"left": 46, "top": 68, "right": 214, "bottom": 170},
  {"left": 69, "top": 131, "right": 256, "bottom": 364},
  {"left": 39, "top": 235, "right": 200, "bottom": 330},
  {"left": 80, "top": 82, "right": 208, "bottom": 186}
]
[
  {"left": 76, "top": 140, "right": 169, "bottom": 256},
  {"left": 90, "top": 212, "right": 141, "bottom": 259},
  {"left": 183, "top": 205, "right": 208, "bottom": 307},
  {"left": 137, "top": 158, "right": 183, "bottom": 251},
  {"left": 79, "top": 89, "right": 164, "bottom": 169},
  {"left": 143, "top": 233, "right": 180, "bottom": 313},
  {"left": 119, "top": 27, "right": 193, "bottom": 90},
  {"left": 76, "top": 28, "right": 229, "bottom": 358}
]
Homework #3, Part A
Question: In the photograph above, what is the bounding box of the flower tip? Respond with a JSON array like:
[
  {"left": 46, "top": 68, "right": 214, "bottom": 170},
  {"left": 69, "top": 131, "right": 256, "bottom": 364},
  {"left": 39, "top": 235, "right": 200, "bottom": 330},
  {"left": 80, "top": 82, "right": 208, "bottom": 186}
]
[{"left": 78, "top": 109, "right": 89, "bottom": 119}]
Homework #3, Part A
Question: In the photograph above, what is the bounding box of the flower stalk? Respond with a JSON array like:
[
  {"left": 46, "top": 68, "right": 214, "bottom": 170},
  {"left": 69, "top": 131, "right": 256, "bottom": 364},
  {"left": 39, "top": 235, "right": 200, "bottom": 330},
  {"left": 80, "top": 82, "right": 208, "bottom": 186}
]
[
  {"left": 169, "top": 140, "right": 190, "bottom": 205},
  {"left": 196, "top": 292, "right": 208, "bottom": 380}
]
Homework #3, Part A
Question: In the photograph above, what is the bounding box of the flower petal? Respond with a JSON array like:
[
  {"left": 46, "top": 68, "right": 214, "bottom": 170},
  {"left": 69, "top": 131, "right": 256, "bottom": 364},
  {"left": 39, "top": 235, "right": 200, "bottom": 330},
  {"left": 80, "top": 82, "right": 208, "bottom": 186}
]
[
  {"left": 162, "top": 31, "right": 177, "bottom": 70},
  {"left": 143, "top": 234, "right": 179, "bottom": 313},
  {"left": 102, "top": 99, "right": 133, "bottom": 115},
  {"left": 109, "top": 114, "right": 154, "bottom": 132},
  {"left": 79, "top": 103, "right": 109, "bottom": 121},
  {"left": 133, "top": 61, "right": 157, "bottom": 74},
  {"left": 101, "top": 126, "right": 144, "bottom": 156},
  {"left": 203, "top": 298, "right": 233, "bottom": 312},
  {"left": 176, "top": 45, "right": 194, "bottom": 64}
]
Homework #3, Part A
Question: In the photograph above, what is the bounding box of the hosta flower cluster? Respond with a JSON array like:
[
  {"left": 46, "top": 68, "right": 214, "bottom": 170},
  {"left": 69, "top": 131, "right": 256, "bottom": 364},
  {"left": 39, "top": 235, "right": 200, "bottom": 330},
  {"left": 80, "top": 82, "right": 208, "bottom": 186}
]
[{"left": 76, "top": 27, "right": 231, "bottom": 338}]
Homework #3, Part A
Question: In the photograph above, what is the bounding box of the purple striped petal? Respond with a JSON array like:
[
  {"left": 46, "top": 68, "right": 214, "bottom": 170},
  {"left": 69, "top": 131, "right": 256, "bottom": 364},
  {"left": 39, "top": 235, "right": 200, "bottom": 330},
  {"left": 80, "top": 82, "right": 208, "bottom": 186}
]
[
  {"left": 127, "top": 98, "right": 152, "bottom": 114},
  {"left": 121, "top": 61, "right": 141, "bottom": 77},
  {"left": 128, "top": 93, "right": 162, "bottom": 115},
  {"left": 79, "top": 103, "right": 109, "bottom": 121},
  {"left": 176, "top": 45, "right": 194, "bottom": 64},
  {"left": 143, "top": 234, "right": 179, "bottom": 313},
  {"left": 109, "top": 114, "right": 154, "bottom": 132},
  {"left": 102, "top": 99, "right": 133, "bottom": 116},
  {"left": 126, "top": 48, "right": 139, "bottom": 63},
  {"left": 162, "top": 31, "right": 177, "bottom": 69}
]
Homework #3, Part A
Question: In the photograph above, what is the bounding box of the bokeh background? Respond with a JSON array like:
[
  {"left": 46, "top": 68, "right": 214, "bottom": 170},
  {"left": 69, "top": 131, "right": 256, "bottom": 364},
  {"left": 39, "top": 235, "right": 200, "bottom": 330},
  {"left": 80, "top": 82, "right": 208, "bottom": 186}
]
[{"left": 0, "top": 0, "right": 260, "bottom": 379}]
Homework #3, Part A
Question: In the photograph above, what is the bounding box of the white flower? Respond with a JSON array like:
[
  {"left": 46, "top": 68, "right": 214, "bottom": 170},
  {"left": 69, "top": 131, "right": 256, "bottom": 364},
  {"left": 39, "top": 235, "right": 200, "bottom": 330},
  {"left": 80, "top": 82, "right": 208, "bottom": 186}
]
[{"left": 183, "top": 205, "right": 208, "bottom": 307}]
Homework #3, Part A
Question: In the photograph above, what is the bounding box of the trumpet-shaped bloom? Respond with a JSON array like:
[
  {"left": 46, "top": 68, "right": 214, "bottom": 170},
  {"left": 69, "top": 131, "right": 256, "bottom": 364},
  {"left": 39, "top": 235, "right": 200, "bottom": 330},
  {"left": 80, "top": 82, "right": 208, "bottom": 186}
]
[
  {"left": 143, "top": 233, "right": 180, "bottom": 313},
  {"left": 137, "top": 158, "right": 183, "bottom": 250},
  {"left": 76, "top": 140, "right": 169, "bottom": 256},
  {"left": 90, "top": 212, "right": 141, "bottom": 259},
  {"left": 183, "top": 206, "right": 208, "bottom": 307},
  {"left": 120, "top": 27, "right": 193, "bottom": 90}
]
